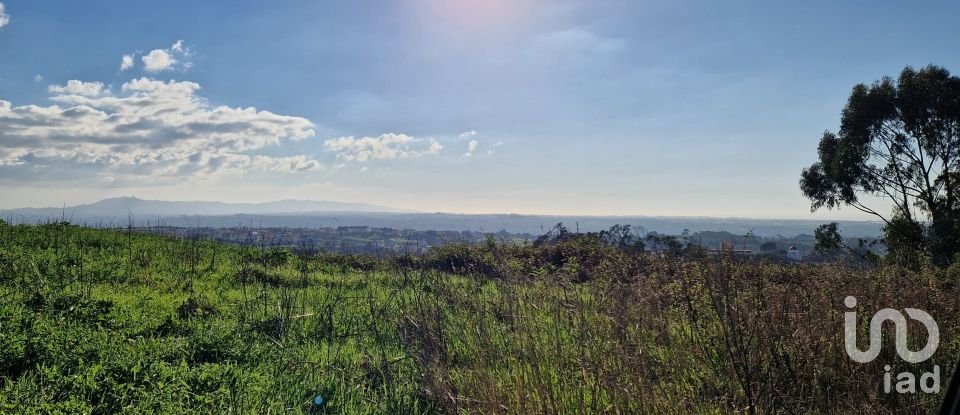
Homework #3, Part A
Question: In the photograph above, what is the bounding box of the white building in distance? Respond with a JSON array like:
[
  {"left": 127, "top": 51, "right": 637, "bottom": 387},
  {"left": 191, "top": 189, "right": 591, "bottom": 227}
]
[{"left": 787, "top": 246, "right": 803, "bottom": 261}]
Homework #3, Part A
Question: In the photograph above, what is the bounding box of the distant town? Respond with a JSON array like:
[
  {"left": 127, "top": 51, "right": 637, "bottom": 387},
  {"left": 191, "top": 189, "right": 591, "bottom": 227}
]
[
  {"left": 123, "top": 224, "right": 869, "bottom": 263},
  {"left": 132, "top": 225, "right": 536, "bottom": 255}
]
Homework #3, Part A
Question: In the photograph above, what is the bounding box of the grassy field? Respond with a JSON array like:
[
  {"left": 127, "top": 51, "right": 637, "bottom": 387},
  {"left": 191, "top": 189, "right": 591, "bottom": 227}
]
[{"left": 1, "top": 222, "right": 959, "bottom": 414}]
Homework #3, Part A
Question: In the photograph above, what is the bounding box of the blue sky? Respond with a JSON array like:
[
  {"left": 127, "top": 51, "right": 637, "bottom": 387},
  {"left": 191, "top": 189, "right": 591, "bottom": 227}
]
[{"left": 1, "top": 0, "right": 958, "bottom": 218}]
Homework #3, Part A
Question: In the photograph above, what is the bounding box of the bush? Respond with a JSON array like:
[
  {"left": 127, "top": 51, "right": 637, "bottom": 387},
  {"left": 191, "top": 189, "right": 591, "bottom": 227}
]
[
  {"left": 423, "top": 243, "right": 500, "bottom": 277},
  {"left": 421, "top": 232, "right": 647, "bottom": 282}
]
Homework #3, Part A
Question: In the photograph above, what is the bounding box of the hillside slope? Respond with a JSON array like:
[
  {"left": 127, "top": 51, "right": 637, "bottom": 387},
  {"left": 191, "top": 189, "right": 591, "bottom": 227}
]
[{"left": 0, "top": 222, "right": 956, "bottom": 413}]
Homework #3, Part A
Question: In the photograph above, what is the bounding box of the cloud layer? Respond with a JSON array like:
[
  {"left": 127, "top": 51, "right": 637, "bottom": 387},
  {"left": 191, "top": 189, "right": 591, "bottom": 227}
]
[
  {"left": 324, "top": 133, "right": 442, "bottom": 162},
  {"left": 0, "top": 77, "right": 318, "bottom": 183},
  {"left": 2, "top": 36, "right": 481, "bottom": 186}
]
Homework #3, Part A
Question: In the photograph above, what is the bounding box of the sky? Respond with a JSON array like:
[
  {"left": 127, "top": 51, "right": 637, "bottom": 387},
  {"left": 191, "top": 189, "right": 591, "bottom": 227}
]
[{"left": 1, "top": 0, "right": 959, "bottom": 219}]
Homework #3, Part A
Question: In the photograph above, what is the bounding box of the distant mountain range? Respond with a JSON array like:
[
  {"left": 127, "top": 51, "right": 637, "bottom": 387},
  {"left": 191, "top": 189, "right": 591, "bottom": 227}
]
[
  {"left": 0, "top": 197, "right": 885, "bottom": 238},
  {"left": 0, "top": 197, "right": 412, "bottom": 219}
]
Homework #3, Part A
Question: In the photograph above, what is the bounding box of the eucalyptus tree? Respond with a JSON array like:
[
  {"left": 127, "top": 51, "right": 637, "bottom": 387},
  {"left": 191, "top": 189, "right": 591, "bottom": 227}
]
[{"left": 800, "top": 65, "right": 960, "bottom": 265}]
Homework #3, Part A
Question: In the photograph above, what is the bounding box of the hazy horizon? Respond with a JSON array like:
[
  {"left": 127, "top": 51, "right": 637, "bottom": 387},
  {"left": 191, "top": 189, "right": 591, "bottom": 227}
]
[{"left": 0, "top": 195, "right": 888, "bottom": 222}]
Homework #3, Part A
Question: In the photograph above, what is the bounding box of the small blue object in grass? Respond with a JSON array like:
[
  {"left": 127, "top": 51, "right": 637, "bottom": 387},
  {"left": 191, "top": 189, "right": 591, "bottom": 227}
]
[{"left": 312, "top": 395, "right": 325, "bottom": 407}]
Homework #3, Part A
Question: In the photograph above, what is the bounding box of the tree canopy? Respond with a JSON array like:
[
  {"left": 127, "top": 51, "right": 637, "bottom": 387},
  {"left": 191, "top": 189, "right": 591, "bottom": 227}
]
[{"left": 800, "top": 65, "right": 960, "bottom": 265}]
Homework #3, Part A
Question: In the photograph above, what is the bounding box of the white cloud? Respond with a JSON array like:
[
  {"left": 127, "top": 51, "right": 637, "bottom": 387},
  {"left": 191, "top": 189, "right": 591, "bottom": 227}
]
[
  {"left": 33, "top": 75, "right": 43, "bottom": 83},
  {"left": 458, "top": 130, "right": 478, "bottom": 140},
  {"left": 463, "top": 140, "right": 479, "bottom": 157},
  {"left": 142, "top": 49, "right": 175, "bottom": 72},
  {"left": 426, "top": 141, "right": 443, "bottom": 155},
  {"left": 120, "top": 54, "right": 135, "bottom": 71},
  {"left": 0, "top": 77, "right": 319, "bottom": 183},
  {"left": 250, "top": 155, "right": 322, "bottom": 173},
  {"left": 324, "top": 133, "right": 443, "bottom": 162},
  {"left": 132, "top": 40, "right": 193, "bottom": 73},
  {"left": 48, "top": 80, "right": 108, "bottom": 97},
  {"left": 0, "top": 3, "right": 9, "bottom": 28}
]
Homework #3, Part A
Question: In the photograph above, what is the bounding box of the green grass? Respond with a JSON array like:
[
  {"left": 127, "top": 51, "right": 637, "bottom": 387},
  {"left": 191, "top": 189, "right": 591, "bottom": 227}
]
[
  {"left": 1, "top": 222, "right": 959, "bottom": 414},
  {"left": 0, "top": 223, "right": 436, "bottom": 413}
]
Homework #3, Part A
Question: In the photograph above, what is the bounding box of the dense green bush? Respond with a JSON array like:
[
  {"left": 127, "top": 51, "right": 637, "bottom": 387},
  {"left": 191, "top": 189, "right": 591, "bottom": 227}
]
[{"left": 421, "top": 231, "right": 649, "bottom": 282}]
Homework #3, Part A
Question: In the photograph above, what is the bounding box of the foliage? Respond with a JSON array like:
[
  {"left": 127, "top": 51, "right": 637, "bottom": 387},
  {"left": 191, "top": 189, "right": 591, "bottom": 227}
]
[
  {"left": 424, "top": 225, "right": 649, "bottom": 282},
  {"left": 801, "top": 65, "right": 960, "bottom": 266}
]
